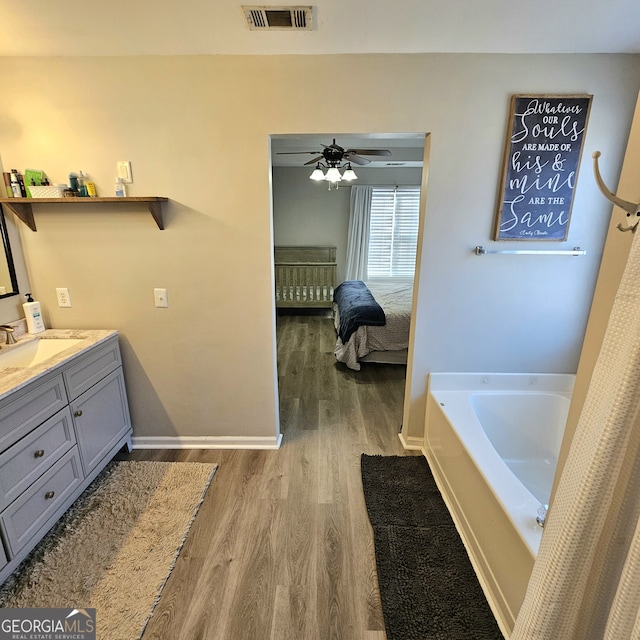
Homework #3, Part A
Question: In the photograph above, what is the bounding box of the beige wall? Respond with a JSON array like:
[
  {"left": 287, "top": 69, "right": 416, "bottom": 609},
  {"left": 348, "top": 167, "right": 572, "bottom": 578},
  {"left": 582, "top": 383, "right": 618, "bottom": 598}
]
[{"left": 0, "top": 54, "right": 638, "bottom": 444}]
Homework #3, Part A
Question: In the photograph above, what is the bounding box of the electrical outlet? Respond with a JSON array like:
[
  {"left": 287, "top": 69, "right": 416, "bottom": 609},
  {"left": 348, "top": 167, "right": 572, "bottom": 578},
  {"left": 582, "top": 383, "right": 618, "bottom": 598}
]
[
  {"left": 154, "top": 288, "right": 168, "bottom": 308},
  {"left": 117, "top": 161, "right": 133, "bottom": 184},
  {"left": 56, "top": 288, "right": 72, "bottom": 307}
]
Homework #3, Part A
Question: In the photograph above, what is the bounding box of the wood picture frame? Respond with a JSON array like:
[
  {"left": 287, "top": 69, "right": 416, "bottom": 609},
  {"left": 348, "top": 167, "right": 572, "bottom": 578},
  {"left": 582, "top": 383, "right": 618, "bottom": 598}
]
[{"left": 494, "top": 94, "right": 593, "bottom": 241}]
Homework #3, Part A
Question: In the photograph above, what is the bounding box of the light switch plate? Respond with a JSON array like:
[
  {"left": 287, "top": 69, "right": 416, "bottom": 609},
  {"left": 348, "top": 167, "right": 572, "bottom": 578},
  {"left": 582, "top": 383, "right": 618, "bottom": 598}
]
[
  {"left": 154, "top": 288, "right": 168, "bottom": 308},
  {"left": 117, "top": 161, "right": 133, "bottom": 183}
]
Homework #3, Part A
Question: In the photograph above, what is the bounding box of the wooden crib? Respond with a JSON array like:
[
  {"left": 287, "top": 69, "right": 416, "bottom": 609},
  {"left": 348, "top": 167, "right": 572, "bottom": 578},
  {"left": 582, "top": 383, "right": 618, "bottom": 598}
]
[{"left": 274, "top": 246, "right": 337, "bottom": 309}]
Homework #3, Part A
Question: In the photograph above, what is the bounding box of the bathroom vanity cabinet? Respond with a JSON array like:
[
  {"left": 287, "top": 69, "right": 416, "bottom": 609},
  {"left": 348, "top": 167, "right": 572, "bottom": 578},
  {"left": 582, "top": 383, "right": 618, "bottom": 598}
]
[{"left": 0, "top": 334, "right": 132, "bottom": 582}]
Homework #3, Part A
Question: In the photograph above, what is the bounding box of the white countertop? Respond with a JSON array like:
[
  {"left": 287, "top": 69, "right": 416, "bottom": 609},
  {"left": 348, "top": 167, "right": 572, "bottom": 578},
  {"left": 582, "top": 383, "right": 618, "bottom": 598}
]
[{"left": 0, "top": 329, "right": 119, "bottom": 401}]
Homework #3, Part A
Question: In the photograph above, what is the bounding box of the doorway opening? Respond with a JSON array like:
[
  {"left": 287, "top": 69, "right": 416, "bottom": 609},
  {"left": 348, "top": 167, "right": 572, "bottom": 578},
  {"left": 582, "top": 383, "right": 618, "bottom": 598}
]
[{"left": 269, "top": 132, "right": 428, "bottom": 445}]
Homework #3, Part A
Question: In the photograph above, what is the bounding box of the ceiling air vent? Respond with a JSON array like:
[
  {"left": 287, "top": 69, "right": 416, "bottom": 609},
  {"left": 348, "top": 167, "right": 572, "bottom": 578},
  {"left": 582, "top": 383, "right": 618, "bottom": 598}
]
[{"left": 242, "top": 6, "right": 313, "bottom": 30}]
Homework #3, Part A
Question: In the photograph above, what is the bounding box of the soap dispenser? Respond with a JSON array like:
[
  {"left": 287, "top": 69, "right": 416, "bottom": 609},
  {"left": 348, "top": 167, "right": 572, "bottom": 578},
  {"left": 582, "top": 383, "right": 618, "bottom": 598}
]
[{"left": 23, "top": 293, "right": 45, "bottom": 334}]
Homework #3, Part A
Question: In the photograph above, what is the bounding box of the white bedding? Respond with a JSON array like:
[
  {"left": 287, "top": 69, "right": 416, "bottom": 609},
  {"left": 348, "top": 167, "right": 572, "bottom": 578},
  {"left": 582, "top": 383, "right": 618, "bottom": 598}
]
[{"left": 333, "top": 280, "right": 413, "bottom": 370}]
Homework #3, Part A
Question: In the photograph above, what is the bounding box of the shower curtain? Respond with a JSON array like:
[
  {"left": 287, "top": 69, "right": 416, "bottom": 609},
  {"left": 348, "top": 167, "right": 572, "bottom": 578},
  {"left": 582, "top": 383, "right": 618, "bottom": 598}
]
[{"left": 512, "top": 229, "right": 640, "bottom": 639}]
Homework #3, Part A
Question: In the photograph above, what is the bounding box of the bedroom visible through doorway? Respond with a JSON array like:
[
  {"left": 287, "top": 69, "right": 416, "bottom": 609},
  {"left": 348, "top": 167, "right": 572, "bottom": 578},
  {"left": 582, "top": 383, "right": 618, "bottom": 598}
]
[{"left": 270, "top": 132, "right": 427, "bottom": 442}]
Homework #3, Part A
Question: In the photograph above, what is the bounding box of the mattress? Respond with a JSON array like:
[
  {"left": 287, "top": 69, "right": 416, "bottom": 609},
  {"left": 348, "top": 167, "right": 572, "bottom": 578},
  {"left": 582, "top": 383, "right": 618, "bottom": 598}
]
[{"left": 333, "top": 280, "right": 413, "bottom": 370}]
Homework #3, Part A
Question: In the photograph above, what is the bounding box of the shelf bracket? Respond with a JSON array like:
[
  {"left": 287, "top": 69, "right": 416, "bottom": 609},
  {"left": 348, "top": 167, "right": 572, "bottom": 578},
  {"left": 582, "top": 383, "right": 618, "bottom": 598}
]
[
  {"left": 1, "top": 202, "right": 37, "bottom": 231},
  {"left": 147, "top": 201, "right": 165, "bottom": 230}
]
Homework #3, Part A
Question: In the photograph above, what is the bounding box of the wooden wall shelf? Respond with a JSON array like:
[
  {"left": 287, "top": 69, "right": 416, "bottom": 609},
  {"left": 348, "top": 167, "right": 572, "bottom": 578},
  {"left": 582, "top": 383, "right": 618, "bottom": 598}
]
[{"left": 0, "top": 197, "right": 169, "bottom": 231}]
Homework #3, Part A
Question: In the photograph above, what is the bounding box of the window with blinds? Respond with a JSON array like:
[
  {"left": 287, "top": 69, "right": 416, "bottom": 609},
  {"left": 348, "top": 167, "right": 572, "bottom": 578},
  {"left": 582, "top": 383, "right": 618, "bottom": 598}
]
[{"left": 367, "top": 187, "right": 420, "bottom": 279}]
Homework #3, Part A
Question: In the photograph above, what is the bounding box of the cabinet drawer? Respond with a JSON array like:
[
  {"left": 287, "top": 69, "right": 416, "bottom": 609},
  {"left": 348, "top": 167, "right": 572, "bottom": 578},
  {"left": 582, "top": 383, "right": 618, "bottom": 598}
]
[
  {"left": 63, "top": 336, "right": 121, "bottom": 401},
  {"left": 1, "top": 447, "right": 83, "bottom": 557},
  {"left": 0, "top": 374, "right": 67, "bottom": 454},
  {"left": 0, "top": 407, "right": 76, "bottom": 511}
]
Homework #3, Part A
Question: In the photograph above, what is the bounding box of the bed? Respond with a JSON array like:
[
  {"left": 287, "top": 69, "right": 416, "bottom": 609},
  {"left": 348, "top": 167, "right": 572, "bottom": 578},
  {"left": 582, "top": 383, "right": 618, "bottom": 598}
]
[{"left": 333, "top": 279, "right": 413, "bottom": 370}]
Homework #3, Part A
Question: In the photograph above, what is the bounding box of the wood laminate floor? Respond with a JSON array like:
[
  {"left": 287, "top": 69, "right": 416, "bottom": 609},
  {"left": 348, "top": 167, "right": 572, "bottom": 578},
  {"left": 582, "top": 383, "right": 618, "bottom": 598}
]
[{"left": 129, "top": 313, "right": 417, "bottom": 640}]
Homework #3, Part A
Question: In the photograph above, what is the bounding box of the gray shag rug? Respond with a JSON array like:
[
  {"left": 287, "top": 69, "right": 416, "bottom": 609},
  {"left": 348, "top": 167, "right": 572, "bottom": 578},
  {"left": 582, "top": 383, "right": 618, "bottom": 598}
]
[
  {"left": 361, "top": 454, "right": 504, "bottom": 640},
  {"left": 0, "top": 460, "right": 217, "bottom": 640}
]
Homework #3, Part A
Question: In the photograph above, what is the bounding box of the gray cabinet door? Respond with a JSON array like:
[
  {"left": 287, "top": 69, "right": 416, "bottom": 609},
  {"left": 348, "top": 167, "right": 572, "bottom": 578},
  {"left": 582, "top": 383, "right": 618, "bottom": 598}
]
[{"left": 70, "top": 368, "right": 131, "bottom": 475}]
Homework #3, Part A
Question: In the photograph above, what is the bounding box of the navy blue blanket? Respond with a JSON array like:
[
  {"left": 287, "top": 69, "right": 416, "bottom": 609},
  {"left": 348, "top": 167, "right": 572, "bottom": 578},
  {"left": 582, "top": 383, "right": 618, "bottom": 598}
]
[{"left": 333, "top": 280, "right": 386, "bottom": 343}]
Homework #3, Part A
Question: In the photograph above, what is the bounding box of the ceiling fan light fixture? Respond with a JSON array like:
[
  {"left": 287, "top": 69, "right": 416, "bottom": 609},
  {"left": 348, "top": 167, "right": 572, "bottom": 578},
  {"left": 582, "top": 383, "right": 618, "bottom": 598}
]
[
  {"left": 325, "top": 167, "right": 342, "bottom": 183},
  {"left": 309, "top": 165, "right": 325, "bottom": 181},
  {"left": 342, "top": 165, "right": 358, "bottom": 181}
]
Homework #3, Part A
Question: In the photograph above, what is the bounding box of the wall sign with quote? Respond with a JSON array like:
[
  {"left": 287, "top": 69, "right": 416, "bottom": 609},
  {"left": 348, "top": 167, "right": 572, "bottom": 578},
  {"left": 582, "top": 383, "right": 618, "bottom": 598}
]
[{"left": 494, "top": 94, "right": 592, "bottom": 241}]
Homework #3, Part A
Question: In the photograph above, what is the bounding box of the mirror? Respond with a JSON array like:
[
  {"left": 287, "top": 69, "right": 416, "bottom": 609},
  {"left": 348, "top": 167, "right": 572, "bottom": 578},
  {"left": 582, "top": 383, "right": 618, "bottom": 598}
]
[{"left": 0, "top": 206, "right": 19, "bottom": 298}]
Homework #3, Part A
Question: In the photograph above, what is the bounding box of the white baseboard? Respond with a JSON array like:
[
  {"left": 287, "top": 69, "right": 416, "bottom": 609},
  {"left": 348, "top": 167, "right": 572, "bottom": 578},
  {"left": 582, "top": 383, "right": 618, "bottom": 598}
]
[
  {"left": 398, "top": 432, "right": 424, "bottom": 450},
  {"left": 132, "top": 434, "right": 283, "bottom": 450}
]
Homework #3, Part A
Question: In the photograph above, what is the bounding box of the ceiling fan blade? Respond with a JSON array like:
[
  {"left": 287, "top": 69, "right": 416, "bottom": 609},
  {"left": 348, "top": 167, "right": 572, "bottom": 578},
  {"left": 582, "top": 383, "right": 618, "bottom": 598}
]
[
  {"left": 344, "top": 152, "right": 370, "bottom": 166},
  {"left": 304, "top": 155, "right": 324, "bottom": 165},
  {"left": 277, "top": 150, "right": 322, "bottom": 155},
  {"left": 347, "top": 148, "right": 392, "bottom": 156}
]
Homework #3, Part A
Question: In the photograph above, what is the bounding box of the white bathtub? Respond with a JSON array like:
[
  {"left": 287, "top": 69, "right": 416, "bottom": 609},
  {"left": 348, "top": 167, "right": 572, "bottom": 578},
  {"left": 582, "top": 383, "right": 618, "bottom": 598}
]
[{"left": 423, "top": 373, "right": 574, "bottom": 636}]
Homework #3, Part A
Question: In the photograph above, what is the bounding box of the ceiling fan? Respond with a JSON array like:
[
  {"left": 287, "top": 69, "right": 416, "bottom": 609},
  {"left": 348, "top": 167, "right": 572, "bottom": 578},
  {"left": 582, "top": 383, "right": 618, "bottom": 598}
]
[{"left": 277, "top": 138, "right": 392, "bottom": 166}]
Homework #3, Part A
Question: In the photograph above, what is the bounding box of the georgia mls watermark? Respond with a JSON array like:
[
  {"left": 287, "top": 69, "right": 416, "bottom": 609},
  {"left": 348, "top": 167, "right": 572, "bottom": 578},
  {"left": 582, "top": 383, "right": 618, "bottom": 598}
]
[{"left": 0, "top": 608, "right": 96, "bottom": 640}]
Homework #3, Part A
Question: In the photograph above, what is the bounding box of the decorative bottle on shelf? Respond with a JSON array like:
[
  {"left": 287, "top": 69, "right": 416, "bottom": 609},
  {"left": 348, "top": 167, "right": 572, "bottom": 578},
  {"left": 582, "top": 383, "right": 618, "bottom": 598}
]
[
  {"left": 2, "top": 172, "right": 12, "bottom": 197},
  {"left": 9, "top": 172, "right": 21, "bottom": 198},
  {"left": 78, "top": 171, "right": 88, "bottom": 197},
  {"left": 16, "top": 171, "right": 27, "bottom": 197},
  {"left": 115, "top": 177, "right": 127, "bottom": 197}
]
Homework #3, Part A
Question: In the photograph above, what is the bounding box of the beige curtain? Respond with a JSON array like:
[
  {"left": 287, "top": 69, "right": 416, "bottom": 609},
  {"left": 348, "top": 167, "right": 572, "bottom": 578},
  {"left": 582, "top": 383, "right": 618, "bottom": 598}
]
[{"left": 512, "top": 229, "right": 640, "bottom": 639}]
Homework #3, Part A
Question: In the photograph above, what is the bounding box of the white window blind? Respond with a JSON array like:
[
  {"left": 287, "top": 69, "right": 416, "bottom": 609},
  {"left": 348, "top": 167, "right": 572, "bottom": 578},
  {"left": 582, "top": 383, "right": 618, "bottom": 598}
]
[{"left": 367, "top": 187, "right": 420, "bottom": 279}]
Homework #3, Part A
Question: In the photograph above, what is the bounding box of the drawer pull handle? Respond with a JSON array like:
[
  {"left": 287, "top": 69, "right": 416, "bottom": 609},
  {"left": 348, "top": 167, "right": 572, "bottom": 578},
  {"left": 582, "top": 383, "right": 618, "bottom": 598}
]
[
  {"left": 34, "top": 449, "right": 45, "bottom": 458},
  {"left": 74, "top": 410, "right": 83, "bottom": 417},
  {"left": 44, "top": 491, "right": 55, "bottom": 500}
]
